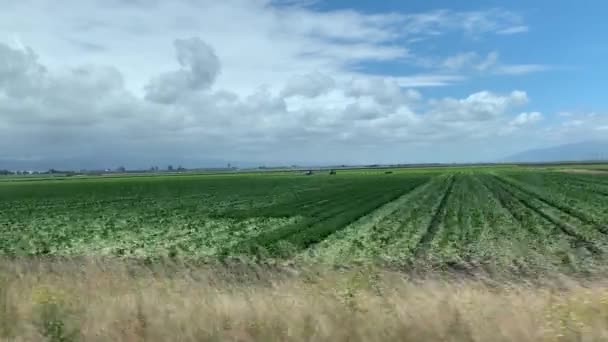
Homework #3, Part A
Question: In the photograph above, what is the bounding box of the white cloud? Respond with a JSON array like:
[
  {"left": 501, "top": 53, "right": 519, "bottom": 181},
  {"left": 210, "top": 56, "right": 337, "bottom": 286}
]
[
  {"left": 442, "top": 52, "right": 479, "bottom": 70},
  {"left": 496, "top": 25, "right": 529, "bottom": 35},
  {"left": 0, "top": 39, "right": 551, "bottom": 167},
  {"left": 439, "top": 51, "right": 547, "bottom": 75},
  {"left": 510, "top": 112, "right": 543, "bottom": 126},
  {"left": 0, "top": 2, "right": 574, "bottom": 167},
  {"left": 437, "top": 51, "right": 497, "bottom": 72},
  {"left": 428, "top": 90, "right": 528, "bottom": 122},
  {"left": 393, "top": 74, "right": 464, "bottom": 87},
  {"left": 281, "top": 72, "right": 335, "bottom": 98},
  {"left": 145, "top": 38, "right": 221, "bottom": 104},
  {"left": 540, "top": 112, "right": 608, "bottom": 143},
  {"left": 0, "top": 1, "right": 535, "bottom": 97},
  {"left": 495, "top": 64, "right": 550, "bottom": 75},
  {"left": 401, "top": 9, "right": 527, "bottom": 37},
  {"left": 345, "top": 78, "right": 421, "bottom": 107},
  {"left": 0, "top": 0, "right": 415, "bottom": 96},
  {"left": 476, "top": 51, "right": 499, "bottom": 71},
  {"left": 0, "top": 44, "right": 46, "bottom": 97}
]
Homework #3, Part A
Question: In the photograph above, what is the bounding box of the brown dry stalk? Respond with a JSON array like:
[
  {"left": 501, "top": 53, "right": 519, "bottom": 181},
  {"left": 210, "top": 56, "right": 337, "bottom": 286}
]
[{"left": 1, "top": 258, "right": 608, "bottom": 341}]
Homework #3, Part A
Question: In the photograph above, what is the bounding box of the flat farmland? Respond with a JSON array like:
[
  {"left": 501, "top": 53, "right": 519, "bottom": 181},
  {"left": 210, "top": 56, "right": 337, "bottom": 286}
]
[{"left": 2, "top": 168, "right": 608, "bottom": 273}]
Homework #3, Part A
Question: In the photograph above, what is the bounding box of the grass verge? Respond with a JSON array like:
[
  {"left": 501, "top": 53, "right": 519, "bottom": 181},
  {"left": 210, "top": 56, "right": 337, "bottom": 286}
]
[{"left": 1, "top": 258, "right": 608, "bottom": 341}]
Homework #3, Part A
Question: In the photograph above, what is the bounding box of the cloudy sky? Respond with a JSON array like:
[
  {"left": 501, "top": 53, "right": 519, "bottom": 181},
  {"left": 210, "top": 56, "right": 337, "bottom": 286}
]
[{"left": 1, "top": 0, "right": 607, "bottom": 169}]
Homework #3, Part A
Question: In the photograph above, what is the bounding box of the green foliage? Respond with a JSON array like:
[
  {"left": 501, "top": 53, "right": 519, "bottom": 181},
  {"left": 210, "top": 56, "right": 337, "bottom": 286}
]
[{"left": 1, "top": 169, "right": 608, "bottom": 273}]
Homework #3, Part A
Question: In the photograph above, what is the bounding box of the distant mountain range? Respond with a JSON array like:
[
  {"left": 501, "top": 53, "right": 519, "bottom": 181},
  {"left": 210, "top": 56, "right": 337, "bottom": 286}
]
[{"left": 503, "top": 141, "right": 608, "bottom": 163}]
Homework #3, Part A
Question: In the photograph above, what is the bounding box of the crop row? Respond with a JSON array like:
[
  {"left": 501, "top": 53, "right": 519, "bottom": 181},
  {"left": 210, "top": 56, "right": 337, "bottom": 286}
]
[
  {"left": 307, "top": 172, "right": 608, "bottom": 272},
  {"left": 232, "top": 175, "right": 432, "bottom": 257},
  {"left": 2, "top": 169, "right": 608, "bottom": 271}
]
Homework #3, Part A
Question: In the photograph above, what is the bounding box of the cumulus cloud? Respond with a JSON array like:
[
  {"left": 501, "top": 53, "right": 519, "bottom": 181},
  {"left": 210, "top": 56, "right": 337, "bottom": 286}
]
[
  {"left": 0, "top": 0, "right": 542, "bottom": 97},
  {"left": 346, "top": 78, "right": 421, "bottom": 107},
  {"left": 144, "top": 38, "right": 220, "bottom": 103},
  {"left": 281, "top": 72, "right": 335, "bottom": 98},
  {"left": 0, "top": 43, "right": 135, "bottom": 130},
  {"left": 0, "top": 38, "right": 560, "bottom": 167},
  {"left": 510, "top": 112, "right": 543, "bottom": 126},
  {"left": 0, "top": 1, "right": 584, "bottom": 167},
  {"left": 0, "top": 44, "right": 46, "bottom": 97},
  {"left": 343, "top": 98, "right": 385, "bottom": 121},
  {"left": 428, "top": 90, "right": 528, "bottom": 122}
]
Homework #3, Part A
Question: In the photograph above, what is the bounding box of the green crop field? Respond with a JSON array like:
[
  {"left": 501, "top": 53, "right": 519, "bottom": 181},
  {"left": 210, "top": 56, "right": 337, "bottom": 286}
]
[{"left": 2, "top": 167, "right": 608, "bottom": 273}]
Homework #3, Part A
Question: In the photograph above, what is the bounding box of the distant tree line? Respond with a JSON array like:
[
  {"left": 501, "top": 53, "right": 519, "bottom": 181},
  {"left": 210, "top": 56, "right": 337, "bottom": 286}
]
[{"left": 0, "top": 164, "right": 239, "bottom": 176}]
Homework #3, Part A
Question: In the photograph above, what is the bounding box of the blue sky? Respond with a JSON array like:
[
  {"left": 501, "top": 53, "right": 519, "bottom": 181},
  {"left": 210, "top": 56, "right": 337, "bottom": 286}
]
[
  {"left": 0, "top": 0, "right": 607, "bottom": 169},
  {"left": 316, "top": 0, "right": 607, "bottom": 112}
]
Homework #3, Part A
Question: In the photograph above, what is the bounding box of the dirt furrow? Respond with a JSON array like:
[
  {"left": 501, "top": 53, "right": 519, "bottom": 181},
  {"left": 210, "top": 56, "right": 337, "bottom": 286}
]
[
  {"left": 492, "top": 178, "right": 601, "bottom": 255},
  {"left": 494, "top": 175, "right": 607, "bottom": 234},
  {"left": 414, "top": 175, "right": 456, "bottom": 257}
]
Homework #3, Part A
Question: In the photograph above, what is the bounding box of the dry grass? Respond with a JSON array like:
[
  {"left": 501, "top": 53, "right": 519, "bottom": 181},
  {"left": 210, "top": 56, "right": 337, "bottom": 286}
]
[{"left": 2, "top": 258, "right": 608, "bottom": 341}]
